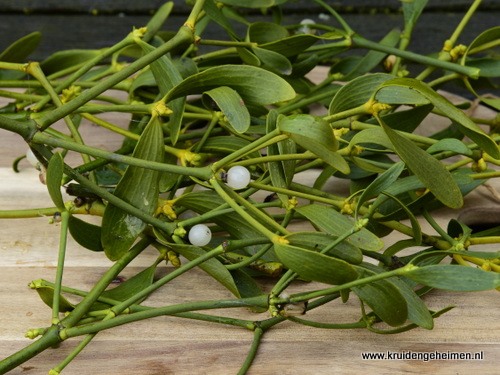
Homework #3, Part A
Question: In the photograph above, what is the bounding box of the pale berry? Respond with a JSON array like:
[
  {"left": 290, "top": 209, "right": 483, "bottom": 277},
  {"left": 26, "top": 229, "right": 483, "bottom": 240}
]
[
  {"left": 226, "top": 166, "right": 251, "bottom": 189},
  {"left": 188, "top": 224, "right": 212, "bottom": 246}
]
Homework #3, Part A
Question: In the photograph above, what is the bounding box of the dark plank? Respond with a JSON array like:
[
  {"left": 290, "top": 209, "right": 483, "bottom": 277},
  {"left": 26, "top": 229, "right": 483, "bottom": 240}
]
[
  {"left": 1, "top": 0, "right": 500, "bottom": 13},
  {"left": 2, "top": 11, "right": 499, "bottom": 61}
]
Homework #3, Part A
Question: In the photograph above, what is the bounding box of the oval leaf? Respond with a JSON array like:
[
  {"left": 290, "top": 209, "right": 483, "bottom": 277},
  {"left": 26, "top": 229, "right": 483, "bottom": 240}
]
[
  {"left": 46, "top": 152, "right": 66, "bottom": 211},
  {"left": 285, "top": 231, "right": 363, "bottom": 265},
  {"left": 68, "top": 216, "right": 103, "bottom": 252},
  {"left": 352, "top": 276, "right": 408, "bottom": 327},
  {"left": 101, "top": 116, "right": 164, "bottom": 261},
  {"left": 377, "top": 115, "right": 464, "bottom": 209},
  {"left": 426, "top": 138, "right": 474, "bottom": 156},
  {"left": 296, "top": 204, "right": 384, "bottom": 251},
  {"left": 278, "top": 114, "right": 350, "bottom": 174},
  {"left": 404, "top": 264, "right": 500, "bottom": 291},
  {"left": 0, "top": 31, "right": 41, "bottom": 63},
  {"left": 202, "top": 86, "right": 250, "bottom": 134},
  {"left": 329, "top": 73, "right": 393, "bottom": 115},
  {"left": 361, "top": 263, "right": 433, "bottom": 329},
  {"left": 165, "top": 65, "right": 295, "bottom": 106},
  {"left": 30, "top": 281, "right": 75, "bottom": 313},
  {"left": 274, "top": 243, "right": 359, "bottom": 285},
  {"left": 139, "top": 38, "right": 185, "bottom": 145}
]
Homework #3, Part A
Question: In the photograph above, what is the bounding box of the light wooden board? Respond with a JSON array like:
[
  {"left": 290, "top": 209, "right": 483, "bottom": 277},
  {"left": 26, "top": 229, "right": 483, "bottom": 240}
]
[{"left": 1, "top": 76, "right": 499, "bottom": 374}]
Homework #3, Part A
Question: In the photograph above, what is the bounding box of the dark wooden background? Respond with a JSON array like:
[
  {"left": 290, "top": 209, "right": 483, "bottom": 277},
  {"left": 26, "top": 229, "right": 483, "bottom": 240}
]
[{"left": 0, "top": 1, "right": 499, "bottom": 96}]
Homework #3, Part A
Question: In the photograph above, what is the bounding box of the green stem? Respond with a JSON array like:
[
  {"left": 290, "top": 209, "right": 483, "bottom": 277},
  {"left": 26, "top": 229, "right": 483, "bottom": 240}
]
[
  {"left": 34, "top": 25, "right": 195, "bottom": 130},
  {"left": 0, "top": 326, "right": 63, "bottom": 374},
  {"left": 60, "top": 296, "right": 268, "bottom": 339},
  {"left": 212, "top": 129, "right": 286, "bottom": 171},
  {"left": 249, "top": 181, "right": 343, "bottom": 208},
  {"left": 351, "top": 36, "right": 480, "bottom": 79},
  {"left": 312, "top": 0, "right": 354, "bottom": 35},
  {"left": 51, "top": 334, "right": 97, "bottom": 374},
  {"left": 237, "top": 327, "right": 264, "bottom": 375},
  {"left": 108, "top": 245, "right": 226, "bottom": 316},
  {"left": 286, "top": 316, "right": 366, "bottom": 329},
  {"left": 52, "top": 210, "right": 70, "bottom": 324},
  {"left": 60, "top": 237, "right": 153, "bottom": 328},
  {"left": 421, "top": 208, "right": 456, "bottom": 244},
  {"left": 210, "top": 179, "right": 280, "bottom": 241},
  {"left": 285, "top": 266, "right": 412, "bottom": 303},
  {"left": 31, "top": 132, "right": 213, "bottom": 180},
  {"left": 32, "top": 36, "right": 135, "bottom": 112},
  {"left": 324, "top": 103, "right": 369, "bottom": 123},
  {"left": 448, "top": 0, "right": 483, "bottom": 46},
  {"left": 219, "top": 183, "right": 289, "bottom": 236}
]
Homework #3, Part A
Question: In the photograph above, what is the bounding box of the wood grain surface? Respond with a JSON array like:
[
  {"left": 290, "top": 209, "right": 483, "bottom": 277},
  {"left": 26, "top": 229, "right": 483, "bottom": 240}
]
[{"left": 1, "top": 72, "right": 499, "bottom": 374}]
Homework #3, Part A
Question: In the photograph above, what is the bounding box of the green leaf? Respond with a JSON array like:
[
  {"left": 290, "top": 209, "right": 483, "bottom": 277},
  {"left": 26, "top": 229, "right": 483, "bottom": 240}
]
[
  {"left": 285, "top": 231, "right": 363, "bottom": 265},
  {"left": 31, "top": 283, "right": 75, "bottom": 313},
  {"left": 40, "top": 49, "right": 101, "bottom": 75},
  {"left": 0, "top": 31, "right": 41, "bottom": 62},
  {"left": 404, "top": 264, "right": 500, "bottom": 291},
  {"left": 278, "top": 114, "right": 350, "bottom": 174},
  {"left": 377, "top": 115, "right": 464, "bottom": 209},
  {"left": 465, "top": 57, "right": 500, "bottom": 78},
  {"left": 139, "top": 38, "right": 185, "bottom": 145},
  {"left": 142, "top": 2, "right": 174, "bottom": 42},
  {"left": 202, "top": 86, "right": 250, "bottom": 134},
  {"left": 374, "top": 78, "right": 500, "bottom": 159},
  {"left": 248, "top": 21, "right": 289, "bottom": 45},
  {"left": 426, "top": 138, "right": 474, "bottom": 156},
  {"left": 274, "top": 243, "right": 359, "bottom": 285},
  {"left": 357, "top": 161, "right": 405, "bottom": 209},
  {"left": 203, "top": 0, "right": 239, "bottom": 40},
  {"left": 230, "top": 269, "right": 267, "bottom": 312},
  {"left": 101, "top": 116, "right": 164, "bottom": 261},
  {"left": 360, "top": 263, "right": 433, "bottom": 329},
  {"left": 252, "top": 46, "right": 292, "bottom": 75},
  {"left": 329, "top": 73, "right": 393, "bottom": 115},
  {"left": 462, "top": 26, "right": 500, "bottom": 75},
  {"left": 461, "top": 27, "right": 500, "bottom": 109},
  {"left": 375, "top": 191, "right": 423, "bottom": 245},
  {"left": 68, "top": 216, "right": 103, "bottom": 252},
  {"left": 349, "top": 128, "right": 393, "bottom": 150},
  {"left": 295, "top": 204, "right": 384, "bottom": 251},
  {"left": 171, "top": 243, "right": 240, "bottom": 297},
  {"left": 159, "top": 152, "right": 179, "bottom": 193},
  {"left": 261, "top": 34, "right": 320, "bottom": 58},
  {"left": 46, "top": 152, "right": 66, "bottom": 211},
  {"left": 164, "top": 65, "right": 295, "bottom": 106},
  {"left": 402, "top": 0, "right": 429, "bottom": 29},
  {"left": 352, "top": 271, "right": 408, "bottom": 327},
  {"left": 91, "top": 264, "right": 157, "bottom": 311},
  {"left": 375, "top": 86, "right": 430, "bottom": 105}
]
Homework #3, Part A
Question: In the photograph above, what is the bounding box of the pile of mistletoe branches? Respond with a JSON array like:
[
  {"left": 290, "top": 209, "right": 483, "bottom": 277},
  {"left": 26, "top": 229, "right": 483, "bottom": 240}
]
[{"left": 0, "top": 0, "right": 499, "bottom": 373}]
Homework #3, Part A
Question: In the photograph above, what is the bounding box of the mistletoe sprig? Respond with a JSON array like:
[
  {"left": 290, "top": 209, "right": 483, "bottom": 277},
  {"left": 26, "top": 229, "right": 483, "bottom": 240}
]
[{"left": 1, "top": 0, "right": 499, "bottom": 373}]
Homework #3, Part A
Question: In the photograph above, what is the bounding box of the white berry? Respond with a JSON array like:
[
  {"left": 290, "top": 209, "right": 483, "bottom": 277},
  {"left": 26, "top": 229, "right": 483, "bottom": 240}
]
[
  {"left": 188, "top": 224, "right": 212, "bottom": 247},
  {"left": 226, "top": 166, "right": 251, "bottom": 189}
]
